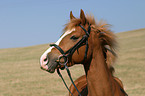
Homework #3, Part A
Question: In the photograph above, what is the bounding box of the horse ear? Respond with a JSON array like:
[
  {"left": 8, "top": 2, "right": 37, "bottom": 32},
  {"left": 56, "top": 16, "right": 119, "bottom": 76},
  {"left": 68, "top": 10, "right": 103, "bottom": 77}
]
[
  {"left": 70, "top": 11, "right": 75, "bottom": 20},
  {"left": 80, "top": 9, "right": 86, "bottom": 24}
]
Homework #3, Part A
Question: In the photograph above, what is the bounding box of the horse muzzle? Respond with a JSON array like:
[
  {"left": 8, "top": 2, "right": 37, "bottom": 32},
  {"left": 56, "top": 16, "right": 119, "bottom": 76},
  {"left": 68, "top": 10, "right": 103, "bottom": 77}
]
[{"left": 40, "top": 53, "right": 59, "bottom": 73}]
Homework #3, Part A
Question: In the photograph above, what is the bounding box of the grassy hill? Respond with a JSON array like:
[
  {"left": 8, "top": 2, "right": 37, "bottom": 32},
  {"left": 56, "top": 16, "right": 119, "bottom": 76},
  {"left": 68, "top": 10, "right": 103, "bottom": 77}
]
[{"left": 0, "top": 28, "right": 145, "bottom": 96}]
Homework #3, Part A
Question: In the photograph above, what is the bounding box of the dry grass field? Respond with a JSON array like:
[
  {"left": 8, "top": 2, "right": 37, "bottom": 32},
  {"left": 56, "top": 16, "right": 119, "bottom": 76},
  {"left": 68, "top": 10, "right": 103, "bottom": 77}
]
[{"left": 0, "top": 28, "right": 145, "bottom": 96}]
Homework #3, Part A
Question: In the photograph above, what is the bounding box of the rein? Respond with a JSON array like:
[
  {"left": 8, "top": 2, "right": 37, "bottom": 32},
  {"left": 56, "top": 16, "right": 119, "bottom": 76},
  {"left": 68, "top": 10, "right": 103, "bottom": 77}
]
[{"left": 50, "top": 24, "right": 91, "bottom": 96}]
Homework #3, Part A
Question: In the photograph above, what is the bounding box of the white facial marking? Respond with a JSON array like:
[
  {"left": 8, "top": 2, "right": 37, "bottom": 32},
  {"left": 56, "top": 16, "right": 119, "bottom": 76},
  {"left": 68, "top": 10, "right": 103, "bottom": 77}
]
[
  {"left": 40, "top": 28, "right": 75, "bottom": 67},
  {"left": 55, "top": 28, "right": 75, "bottom": 45},
  {"left": 46, "top": 28, "right": 75, "bottom": 53}
]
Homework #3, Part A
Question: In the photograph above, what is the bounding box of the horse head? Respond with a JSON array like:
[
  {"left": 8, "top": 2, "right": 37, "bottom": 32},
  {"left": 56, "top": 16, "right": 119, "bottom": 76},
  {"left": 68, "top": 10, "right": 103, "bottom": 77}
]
[{"left": 40, "top": 9, "right": 116, "bottom": 73}]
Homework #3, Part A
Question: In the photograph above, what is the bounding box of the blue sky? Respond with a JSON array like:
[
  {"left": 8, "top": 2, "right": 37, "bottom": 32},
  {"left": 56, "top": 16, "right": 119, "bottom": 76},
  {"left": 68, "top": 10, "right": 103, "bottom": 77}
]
[{"left": 0, "top": 0, "right": 145, "bottom": 48}]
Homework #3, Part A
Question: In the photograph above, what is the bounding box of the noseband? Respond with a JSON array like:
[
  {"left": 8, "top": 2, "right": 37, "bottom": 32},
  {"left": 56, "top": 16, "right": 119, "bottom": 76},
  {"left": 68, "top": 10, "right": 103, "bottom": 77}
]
[{"left": 50, "top": 24, "right": 91, "bottom": 96}]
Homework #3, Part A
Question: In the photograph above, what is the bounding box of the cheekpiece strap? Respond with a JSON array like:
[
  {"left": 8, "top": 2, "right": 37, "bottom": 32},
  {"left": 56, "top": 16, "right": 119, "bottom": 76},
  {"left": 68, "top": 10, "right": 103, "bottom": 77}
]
[{"left": 79, "top": 24, "right": 91, "bottom": 37}]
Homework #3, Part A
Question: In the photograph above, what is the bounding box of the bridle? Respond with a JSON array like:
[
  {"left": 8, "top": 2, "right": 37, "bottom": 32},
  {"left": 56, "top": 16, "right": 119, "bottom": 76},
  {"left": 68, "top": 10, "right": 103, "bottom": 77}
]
[
  {"left": 50, "top": 24, "right": 91, "bottom": 65},
  {"left": 50, "top": 24, "right": 91, "bottom": 96}
]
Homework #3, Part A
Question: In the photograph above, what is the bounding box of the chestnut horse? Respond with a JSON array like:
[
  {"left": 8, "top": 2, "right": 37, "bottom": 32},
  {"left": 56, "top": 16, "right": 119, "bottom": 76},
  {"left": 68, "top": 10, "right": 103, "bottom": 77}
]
[{"left": 40, "top": 9, "right": 127, "bottom": 96}]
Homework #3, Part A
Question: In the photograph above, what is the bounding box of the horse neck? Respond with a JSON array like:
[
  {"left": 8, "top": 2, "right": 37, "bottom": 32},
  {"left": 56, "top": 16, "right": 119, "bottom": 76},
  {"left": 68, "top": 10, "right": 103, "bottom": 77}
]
[{"left": 84, "top": 45, "right": 115, "bottom": 96}]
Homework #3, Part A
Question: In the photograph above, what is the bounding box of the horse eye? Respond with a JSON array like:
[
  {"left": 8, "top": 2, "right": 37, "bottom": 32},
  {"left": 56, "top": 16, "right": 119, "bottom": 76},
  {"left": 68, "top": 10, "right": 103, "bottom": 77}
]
[{"left": 70, "top": 35, "right": 79, "bottom": 40}]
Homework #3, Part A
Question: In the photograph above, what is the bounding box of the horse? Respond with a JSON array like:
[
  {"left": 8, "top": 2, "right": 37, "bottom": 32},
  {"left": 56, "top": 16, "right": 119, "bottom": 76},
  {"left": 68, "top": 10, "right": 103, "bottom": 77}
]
[{"left": 40, "top": 9, "right": 128, "bottom": 96}]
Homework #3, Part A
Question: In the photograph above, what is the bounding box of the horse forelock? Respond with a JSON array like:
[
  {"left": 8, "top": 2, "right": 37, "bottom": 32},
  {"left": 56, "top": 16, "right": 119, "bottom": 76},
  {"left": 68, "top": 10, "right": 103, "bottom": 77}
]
[{"left": 63, "top": 14, "right": 96, "bottom": 32}]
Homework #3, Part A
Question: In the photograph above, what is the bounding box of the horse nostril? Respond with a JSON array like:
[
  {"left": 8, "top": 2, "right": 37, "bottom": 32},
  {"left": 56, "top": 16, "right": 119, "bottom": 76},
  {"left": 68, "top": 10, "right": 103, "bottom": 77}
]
[
  {"left": 43, "top": 57, "right": 49, "bottom": 65},
  {"left": 40, "top": 55, "right": 49, "bottom": 70},
  {"left": 44, "top": 58, "right": 47, "bottom": 62}
]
